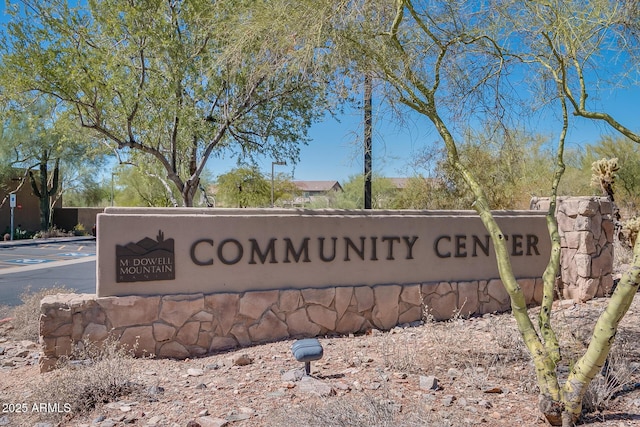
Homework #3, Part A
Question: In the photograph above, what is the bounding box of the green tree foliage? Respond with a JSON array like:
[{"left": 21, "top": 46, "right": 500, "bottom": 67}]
[
  {"left": 389, "top": 176, "right": 438, "bottom": 209},
  {"left": 215, "top": 167, "right": 298, "bottom": 208},
  {"left": 272, "top": 172, "right": 301, "bottom": 208},
  {"left": 1, "top": 0, "right": 327, "bottom": 207},
  {"left": 215, "top": 167, "right": 270, "bottom": 208},
  {"left": 332, "top": 175, "right": 395, "bottom": 209},
  {"left": 0, "top": 98, "right": 104, "bottom": 229},
  {"left": 112, "top": 163, "right": 180, "bottom": 208}
]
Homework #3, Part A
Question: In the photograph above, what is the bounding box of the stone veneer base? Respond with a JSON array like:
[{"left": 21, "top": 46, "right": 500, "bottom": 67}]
[{"left": 40, "top": 278, "right": 545, "bottom": 372}]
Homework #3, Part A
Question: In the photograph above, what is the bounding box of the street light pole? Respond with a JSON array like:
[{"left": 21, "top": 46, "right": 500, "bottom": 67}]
[{"left": 271, "top": 161, "right": 286, "bottom": 208}]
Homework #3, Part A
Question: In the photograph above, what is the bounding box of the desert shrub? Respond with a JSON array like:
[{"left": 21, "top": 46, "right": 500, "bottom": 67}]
[
  {"left": 581, "top": 340, "right": 639, "bottom": 417},
  {"left": 9, "top": 286, "right": 69, "bottom": 341},
  {"left": 272, "top": 394, "right": 445, "bottom": 427},
  {"left": 32, "top": 226, "right": 73, "bottom": 239},
  {"left": 28, "top": 337, "right": 138, "bottom": 423}
]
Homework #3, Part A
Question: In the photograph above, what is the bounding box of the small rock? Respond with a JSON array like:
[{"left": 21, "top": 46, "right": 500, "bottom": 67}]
[
  {"left": 147, "top": 415, "right": 164, "bottom": 425},
  {"left": 0, "top": 416, "right": 8, "bottom": 426},
  {"left": 482, "top": 386, "right": 503, "bottom": 394},
  {"left": 233, "top": 355, "right": 253, "bottom": 366},
  {"left": 196, "top": 383, "right": 207, "bottom": 389},
  {"left": 147, "top": 385, "right": 165, "bottom": 395},
  {"left": 281, "top": 368, "right": 304, "bottom": 382},
  {"left": 367, "top": 382, "right": 381, "bottom": 390},
  {"left": 194, "top": 416, "right": 228, "bottom": 427},
  {"left": 441, "top": 395, "right": 456, "bottom": 406},
  {"left": 92, "top": 415, "right": 106, "bottom": 424},
  {"left": 198, "top": 409, "right": 209, "bottom": 416},
  {"left": 226, "top": 413, "right": 251, "bottom": 422},
  {"left": 447, "top": 368, "right": 461, "bottom": 379},
  {"left": 14, "top": 349, "right": 30, "bottom": 358},
  {"left": 187, "top": 368, "right": 204, "bottom": 377},
  {"left": 419, "top": 375, "right": 439, "bottom": 391},
  {"left": 478, "top": 399, "right": 492, "bottom": 409}
]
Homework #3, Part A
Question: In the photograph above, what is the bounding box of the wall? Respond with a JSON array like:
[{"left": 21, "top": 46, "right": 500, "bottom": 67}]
[
  {"left": 54, "top": 207, "right": 103, "bottom": 233},
  {"left": 39, "top": 200, "right": 613, "bottom": 371},
  {"left": 39, "top": 277, "right": 543, "bottom": 372},
  {"left": 530, "top": 196, "right": 614, "bottom": 301}
]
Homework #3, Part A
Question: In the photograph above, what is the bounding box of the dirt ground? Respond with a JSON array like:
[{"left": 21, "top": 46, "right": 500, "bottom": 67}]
[{"left": 2, "top": 292, "right": 640, "bottom": 427}]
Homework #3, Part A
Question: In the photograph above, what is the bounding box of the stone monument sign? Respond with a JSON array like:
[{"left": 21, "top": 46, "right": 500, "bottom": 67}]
[{"left": 97, "top": 208, "right": 551, "bottom": 297}]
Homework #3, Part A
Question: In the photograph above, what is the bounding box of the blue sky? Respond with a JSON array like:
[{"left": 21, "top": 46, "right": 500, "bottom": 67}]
[{"left": 1, "top": 4, "right": 639, "bottom": 185}]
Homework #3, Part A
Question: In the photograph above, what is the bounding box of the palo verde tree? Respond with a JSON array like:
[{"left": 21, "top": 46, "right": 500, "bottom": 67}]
[
  {"left": 0, "top": 0, "right": 327, "bottom": 207},
  {"left": 0, "top": 97, "right": 101, "bottom": 230},
  {"left": 262, "top": 0, "right": 640, "bottom": 424}
]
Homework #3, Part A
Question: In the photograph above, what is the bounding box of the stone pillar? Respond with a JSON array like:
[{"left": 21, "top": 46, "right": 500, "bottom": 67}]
[{"left": 530, "top": 196, "right": 614, "bottom": 302}]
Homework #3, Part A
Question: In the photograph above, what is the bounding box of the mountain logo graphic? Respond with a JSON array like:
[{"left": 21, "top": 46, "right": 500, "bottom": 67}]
[{"left": 116, "top": 230, "right": 175, "bottom": 283}]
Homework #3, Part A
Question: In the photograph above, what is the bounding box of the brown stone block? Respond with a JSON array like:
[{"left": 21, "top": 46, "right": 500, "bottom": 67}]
[
  {"left": 335, "top": 286, "right": 353, "bottom": 319},
  {"left": 98, "top": 296, "right": 160, "bottom": 329},
  {"left": 191, "top": 311, "right": 214, "bottom": 322},
  {"left": 176, "top": 321, "right": 200, "bottom": 346},
  {"left": 278, "top": 289, "right": 302, "bottom": 313},
  {"left": 196, "top": 331, "right": 211, "bottom": 349},
  {"left": 41, "top": 337, "right": 56, "bottom": 357},
  {"left": 153, "top": 322, "right": 175, "bottom": 342},
  {"left": 210, "top": 336, "right": 238, "bottom": 352},
  {"left": 159, "top": 295, "right": 204, "bottom": 328},
  {"left": 248, "top": 310, "right": 289, "bottom": 342},
  {"left": 354, "top": 286, "right": 374, "bottom": 312},
  {"left": 575, "top": 254, "right": 592, "bottom": 278},
  {"left": 371, "top": 285, "right": 401, "bottom": 329},
  {"left": 423, "top": 290, "right": 457, "bottom": 320},
  {"left": 577, "top": 199, "right": 599, "bottom": 217},
  {"left": 301, "top": 288, "right": 335, "bottom": 307},
  {"left": 49, "top": 322, "right": 73, "bottom": 338},
  {"left": 336, "top": 311, "right": 366, "bottom": 334},
  {"left": 205, "top": 293, "right": 239, "bottom": 335},
  {"left": 55, "top": 337, "right": 73, "bottom": 357},
  {"left": 71, "top": 313, "right": 84, "bottom": 341},
  {"left": 83, "top": 323, "right": 109, "bottom": 342},
  {"left": 158, "top": 341, "right": 189, "bottom": 359},
  {"left": 119, "top": 325, "right": 156, "bottom": 357},
  {"left": 238, "top": 290, "right": 279, "bottom": 320},
  {"left": 597, "top": 274, "right": 614, "bottom": 297},
  {"left": 230, "top": 324, "right": 252, "bottom": 347},
  {"left": 398, "top": 304, "right": 422, "bottom": 324},
  {"left": 592, "top": 248, "right": 613, "bottom": 277},
  {"left": 456, "top": 281, "right": 480, "bottom": 316},
  {"left": 576, "top": 277, "right": 598, "bottom": 302},
  {"left": 286, "top": 308, "right": 322, "bottom": 337},
  {"left": 400, "top": 285, "right": 421, "bottom": 305},
  {"left": 307, "top": 305, "right": 337, "bottom": 331},
  {"left": 39, "top": 307, "right": 72, "bottom": 336}
]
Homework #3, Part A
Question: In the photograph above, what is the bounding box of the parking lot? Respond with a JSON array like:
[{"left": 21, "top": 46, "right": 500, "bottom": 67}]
[{"left": 0, "top": 239, "right": 96, "bottom": 271}]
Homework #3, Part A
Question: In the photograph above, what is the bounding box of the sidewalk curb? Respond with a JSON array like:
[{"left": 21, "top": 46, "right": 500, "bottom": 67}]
[{"left": 0, "top": 236, "right": 96, "bottom": 248}]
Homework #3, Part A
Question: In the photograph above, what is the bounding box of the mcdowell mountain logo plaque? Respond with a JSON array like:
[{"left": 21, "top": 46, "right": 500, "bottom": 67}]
[{"left": 116, "top": 230, "right": 175, "bottom": 282}]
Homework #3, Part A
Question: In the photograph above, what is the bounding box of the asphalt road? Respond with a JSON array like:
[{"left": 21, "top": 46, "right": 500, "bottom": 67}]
[{"left": 0, "top": 238, "right": 96, "bottom": 306}]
